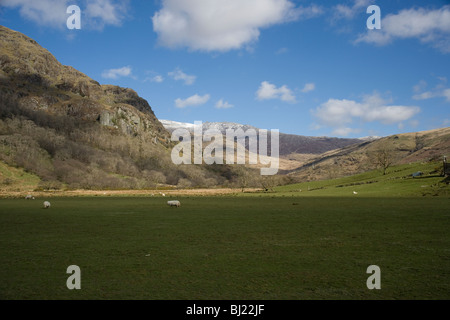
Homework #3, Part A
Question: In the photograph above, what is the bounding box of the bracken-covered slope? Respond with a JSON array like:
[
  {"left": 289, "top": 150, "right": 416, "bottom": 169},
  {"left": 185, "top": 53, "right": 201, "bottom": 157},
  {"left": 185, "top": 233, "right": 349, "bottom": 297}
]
[{"left": 287, "top": 127, "right": 450, "bottom": 181}]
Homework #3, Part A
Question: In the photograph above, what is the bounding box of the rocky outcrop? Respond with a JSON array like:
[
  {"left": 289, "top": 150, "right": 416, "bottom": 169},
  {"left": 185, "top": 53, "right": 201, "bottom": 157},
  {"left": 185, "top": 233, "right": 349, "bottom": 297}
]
[{"left": 0, "top": 25, "right": 169, "bottom": 145}]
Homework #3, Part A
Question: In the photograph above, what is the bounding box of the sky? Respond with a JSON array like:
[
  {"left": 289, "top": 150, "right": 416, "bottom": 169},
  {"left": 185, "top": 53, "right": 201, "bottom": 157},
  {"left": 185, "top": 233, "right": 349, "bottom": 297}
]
[{"left": 1, "top": 0, "right": 449, "bottom": 138}]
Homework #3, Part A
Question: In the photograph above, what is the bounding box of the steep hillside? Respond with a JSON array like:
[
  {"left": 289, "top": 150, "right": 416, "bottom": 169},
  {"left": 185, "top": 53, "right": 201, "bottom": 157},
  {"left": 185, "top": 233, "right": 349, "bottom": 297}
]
[
  {"left": 0, "top": 25, "right": 168, "bottom": 141},
  {"left": 0, "top": 26, "right": 248, "bottom": 190},
  {"left": 288, "top": 127, "right": 450, "bottom": 182}
]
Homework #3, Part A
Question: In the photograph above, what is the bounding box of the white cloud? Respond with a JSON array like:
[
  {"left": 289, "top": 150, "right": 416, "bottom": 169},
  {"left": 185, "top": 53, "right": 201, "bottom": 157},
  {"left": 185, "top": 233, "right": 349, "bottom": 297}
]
[
  {"left": 295, "top": 4, "right": 324, "bottom": 20},
  {"left": 152, "top": 0, "right": 323, "bottom": 52},
  {"left": 332, "top": 127, "right": 361, "bottom": 137},
  {"left": 0, "top": 0, "right": 128, "bottom": 29},
  {"left": 413, "top": 91, "right": 436, "bottom": 100},
  {"left": 413, "top": 80, "right": 427, "bottom": 93},
  {"left": 215, "top": 99, "right": 234, "bottom": 109},
  {"left": 355, "top": 5, "right": 450, "bottom": 53},
  {"left": 175, "top": 94, "right": 210, "bottom": 108},
  {"left": 412, "top": 79, "right": 450, "bottom": 102},
  {"left": 424, "top": 88, "right": 450, "bottom": 102},
  {"left": 150, "top": 75, "right": 164, "bottom": 83},
  {"left": 313, "top": 93, "right": 420, "bottom": 135},
  {"left": 144, "top": 71, "right": 164, "bottom": 83},
  {"left": 443, "top": 89, "right": 450, "bottom": 102},
  {"left": 1, "top": 0, "right": 70, "bottom": 28},
  {"left": 333, "top": 0, "right": 370, "bottom": 21},
  {"left": 168, "top": 68, "right": 196, "bottom": 85},
  {"left": 101, "top": 66, "right": 132, "bottom": 79},
  {"left": 85, "top": 0, "right": 128, "bottom": 29},
  {"left": 256, "top": 81, "right": 296, "bottom": 103},
  {"left": 301, "top": 83, "right": 315, "bottom": 93}
]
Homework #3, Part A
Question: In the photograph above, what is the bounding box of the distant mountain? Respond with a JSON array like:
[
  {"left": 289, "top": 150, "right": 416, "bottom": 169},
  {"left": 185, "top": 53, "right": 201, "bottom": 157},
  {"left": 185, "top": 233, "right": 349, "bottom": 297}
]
[
  {"left": 358, "top": 136, "right": 382, "bottom": 141},
  {"left": 277, "top": 132, "right": 361, "bottom": 155},
  {"left": 159, "top": 119, "right": 199, "bottom": 132},
  {"left": 159, "top": 120, "right": 258, "bottom": 134},
  {"left": 160, "top": 120, "right": 362, "bottom": 155}
]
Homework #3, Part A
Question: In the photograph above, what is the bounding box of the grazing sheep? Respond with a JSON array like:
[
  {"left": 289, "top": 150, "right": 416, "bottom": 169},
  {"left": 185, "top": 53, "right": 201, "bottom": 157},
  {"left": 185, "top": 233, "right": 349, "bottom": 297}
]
[
  {"left": 43, "top": 201, "right": 51, "bottom": 209},
  {"left": 25, "top": 194, "right": 32, "bottom": 200},
  {"left": 353, "top": 191, "right": 358, "bottom": 195},
  {"left": 167, "top": 200, "right": 181, "bottom": 207}
]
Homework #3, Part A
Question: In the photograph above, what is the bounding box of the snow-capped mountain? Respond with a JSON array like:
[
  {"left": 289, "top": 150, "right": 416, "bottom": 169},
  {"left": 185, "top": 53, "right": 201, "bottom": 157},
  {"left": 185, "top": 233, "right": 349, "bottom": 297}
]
[
  {"left": 358, "top": 136, "right": 382, "bottom": 141},
  {"left": 159, "top": 120, "right": 199, "bottom": 133},
  {"left": 160, "top": 120, "right": 363, "bottom": 155},
  {"left": 159, "top": 120, "right": 257, "bottom": 134}
]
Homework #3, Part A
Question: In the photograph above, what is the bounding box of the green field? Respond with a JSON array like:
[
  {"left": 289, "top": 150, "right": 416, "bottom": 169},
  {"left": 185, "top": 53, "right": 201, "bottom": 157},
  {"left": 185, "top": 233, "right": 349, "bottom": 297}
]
[
  {"left": 272, "top": 161, "right": 449, "bottom": 197},
  {"left": 0, "top": 196, "right": 449, "bottom": 300}
]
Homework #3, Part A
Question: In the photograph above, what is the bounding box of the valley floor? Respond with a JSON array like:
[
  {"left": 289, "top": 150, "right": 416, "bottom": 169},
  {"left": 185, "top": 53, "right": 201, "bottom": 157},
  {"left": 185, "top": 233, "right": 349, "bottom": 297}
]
[
  {"left": 0, "top": 196, "right": 448, "bottom": 300},
  {"left": 0, "top": 188, "right": 249, "bottom": 198}
]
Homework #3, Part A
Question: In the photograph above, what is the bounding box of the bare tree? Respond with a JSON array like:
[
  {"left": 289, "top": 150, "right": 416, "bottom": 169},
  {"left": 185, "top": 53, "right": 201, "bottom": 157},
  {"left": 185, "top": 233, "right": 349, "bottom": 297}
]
[
  {"left": 234, "top": 166, "right": 250, "bottom": 192},
  {"left": 177, "top": 178, "right": 192, "bottom": 189},
  {"left": 260, "top": 175, "right": 276, "bottom": 192},
  {"left": 373, "top": 147, "right": 394, "bottom": 175},
  {"left": 148, "top": 170, "right": 166, "bottom": 189}
]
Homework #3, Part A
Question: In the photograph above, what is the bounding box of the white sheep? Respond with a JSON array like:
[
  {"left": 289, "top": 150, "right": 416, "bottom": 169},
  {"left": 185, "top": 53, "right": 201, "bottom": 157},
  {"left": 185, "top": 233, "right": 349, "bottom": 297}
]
[
  {"left": 25, "top": 194, "right": 34, "bottom": 200},
  {"left": 353, "top": 191, "right": 358, "bottom": 195},
  {"left": 43, "top": 201, "right": 51, "bottom": 209},
  {"left": 167, "top": 200, "right": 181, "bottom": 207}
]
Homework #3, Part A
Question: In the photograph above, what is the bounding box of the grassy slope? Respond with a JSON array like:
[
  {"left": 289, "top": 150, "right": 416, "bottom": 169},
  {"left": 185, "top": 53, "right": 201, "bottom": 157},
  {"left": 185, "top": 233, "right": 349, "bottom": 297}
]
[
  {"left": 272, "top": 161, "right": 449, "bottom": 197},
  {"left": 287, "top": 127, "right": 450, "bottom": 182},
  {"left": 0, "top": 161, "right": 41, "bottom": 192}
]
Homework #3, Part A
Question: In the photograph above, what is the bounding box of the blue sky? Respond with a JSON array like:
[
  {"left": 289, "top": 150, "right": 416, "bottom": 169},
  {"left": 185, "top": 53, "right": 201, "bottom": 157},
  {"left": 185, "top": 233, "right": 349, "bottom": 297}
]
[{"left": 1, "top": 0, "right": 449, "bottom": 138}]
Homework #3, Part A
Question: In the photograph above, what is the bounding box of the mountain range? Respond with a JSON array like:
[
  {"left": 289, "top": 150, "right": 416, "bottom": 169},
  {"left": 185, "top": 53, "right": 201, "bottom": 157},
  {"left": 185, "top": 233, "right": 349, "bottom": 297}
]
[
  {"left": 160, "top": 119, "right": 367, "bottom": 155},
  {"left": 0, "top": 25, "right": 449, "bottom": 192}
]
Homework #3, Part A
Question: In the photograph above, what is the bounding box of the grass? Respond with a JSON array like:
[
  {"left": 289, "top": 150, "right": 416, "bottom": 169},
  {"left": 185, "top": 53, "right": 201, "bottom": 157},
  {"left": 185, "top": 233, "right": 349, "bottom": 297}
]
[
  {"left": 0, "top": 196, "right": 449, "bottom": 300},
  {"left": 0, "top": 161, "right": 41, "bottom": 192},
  {"left": 272, "top": 161, "right": 449, "bottom": 197}
]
